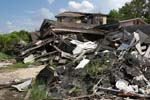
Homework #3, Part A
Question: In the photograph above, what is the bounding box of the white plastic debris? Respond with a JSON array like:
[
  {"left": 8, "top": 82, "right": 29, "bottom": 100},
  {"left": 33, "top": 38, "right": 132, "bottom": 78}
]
[
  {"left": 11, "top": 79, "right": 32, "bottom": 91},
  {"left": 116, "top": 80, "right": 138, "bottom": 93},
  {"left": 70, "top": 40, "right": 83, "bottom": 45},
  {"left": 133, "top": 32, "right": 143, "bottom": 55},
  {"left": 75, "top": 59, "right": 90, "bottom": 69},
  {"left": 144, "top": 46, "right": 150, "bottom": 58},
  {"left": 116, "top": 80, "right": 129, "bottom": 91},
  {"left": 70, "top": 40, "right": 97, "bottom": 55},
  {"left": 73, "top": 46, "right": 84, "bottom": 55},
  {"left": 23, "top": 54, "right": 35, "bottom": 64},
  {"left": 103, "top": 50, "right": 110, "bottom": 53},
  {"left": 35, "top": 40, "right": 42, "bottom": 45}
]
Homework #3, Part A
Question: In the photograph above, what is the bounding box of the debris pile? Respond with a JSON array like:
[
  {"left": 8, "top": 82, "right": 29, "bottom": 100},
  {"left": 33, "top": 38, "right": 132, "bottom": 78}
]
[{"left": 6, "top": 18, "right": 150, "bottom": 99}]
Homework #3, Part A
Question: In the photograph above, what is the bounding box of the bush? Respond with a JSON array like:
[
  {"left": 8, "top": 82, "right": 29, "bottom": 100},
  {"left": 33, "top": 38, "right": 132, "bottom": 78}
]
[
  {"left": 0, "top": 52, "right": 12, "bottom": 60},
  {"left": 0, "top": 30, "right": 31, "bottom": 52},
  {"left": 85, "top": 52, "right": 116, "bottom": 77}
]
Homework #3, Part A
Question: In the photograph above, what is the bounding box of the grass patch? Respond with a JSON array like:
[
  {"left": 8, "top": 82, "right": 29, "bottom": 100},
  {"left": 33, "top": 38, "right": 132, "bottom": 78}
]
[
  {"left": 85, "top": 52, "right": 115, "bottom": 77},
  {"left": 0, "top": 30, "right": 31, "bottom": 52},
  {"left": 29, "top": 80, "right": 47, "bottom": 100},
  {"left": 0, "top": 63, "right": 29, "bottom": 71},
  {"left": 0, "top": 52, "right": 12, "bottom": 60},
  {"left": 9, "top": 63, "right": 29, "bottom": 69},
  {"left": 0, "top": 62, "right": 41, "bottom": 71}
]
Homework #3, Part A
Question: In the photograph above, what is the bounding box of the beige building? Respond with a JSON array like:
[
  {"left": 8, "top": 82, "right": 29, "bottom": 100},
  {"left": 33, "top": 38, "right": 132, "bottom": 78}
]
[{"left": 56, "top": 11, "right": 108, "bottom": 25}]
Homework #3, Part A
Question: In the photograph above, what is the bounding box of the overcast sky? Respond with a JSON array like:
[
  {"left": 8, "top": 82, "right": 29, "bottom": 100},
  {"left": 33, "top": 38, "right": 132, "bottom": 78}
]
[{"left": 0, "top": 0, "right": 132, "bottom": 33}]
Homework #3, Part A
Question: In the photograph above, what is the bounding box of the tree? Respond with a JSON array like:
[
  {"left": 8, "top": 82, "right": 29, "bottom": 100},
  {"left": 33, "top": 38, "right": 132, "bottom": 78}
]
[
  {"left": 119, "top": 0, "right": 147, "bottom": 20},
  {"left": 145, "top": 0, "right": 150, "bottom": 23},
  {"left": 108, "top": 9, "right": 120, "bottom": 23},
  {"left": 108, "top": 0, "right": 150, "bottom": 23},
  {"left": 0, "top": 30, "right": 31, "bottom": 52}
]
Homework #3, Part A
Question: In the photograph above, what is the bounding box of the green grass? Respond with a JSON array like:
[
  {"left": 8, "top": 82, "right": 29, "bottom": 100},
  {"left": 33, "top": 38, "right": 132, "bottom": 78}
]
[
  {"left": 85, "top": 53, "right": 115, "bottom": 77},
  {"left": 0, "top": 30, "right": 31, "bottom": 52},
  {"left": 85, "top": 59, "right": 110, "bottom": 77},
  {"left": 0, "top": 52, "right": 12, "bottom": 60},
  {"left": 0, "top": 63, "right": 29, "bottom": 71},
  {"left": 9, "top": 63, "right": 29, "bottom": 69},
  {"left": 29, "top": 80, "right": 47, "bottom": 100},
  {"left": 0, "top": 62, "right": 41, "bottom": 71}
]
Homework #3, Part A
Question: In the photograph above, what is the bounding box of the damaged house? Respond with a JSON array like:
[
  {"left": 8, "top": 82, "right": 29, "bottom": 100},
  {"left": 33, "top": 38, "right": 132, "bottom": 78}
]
[
  {"left": 7, "top": 10, "right": 150, "bottom": 100},
  {"left": 56, "top": 11, "right": 108, "bottom": 25}
]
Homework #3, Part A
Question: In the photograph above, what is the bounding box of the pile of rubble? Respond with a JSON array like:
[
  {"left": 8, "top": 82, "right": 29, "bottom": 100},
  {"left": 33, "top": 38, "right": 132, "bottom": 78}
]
[{"left": 9, "top": 18, "right": 150, "bottom": 99}]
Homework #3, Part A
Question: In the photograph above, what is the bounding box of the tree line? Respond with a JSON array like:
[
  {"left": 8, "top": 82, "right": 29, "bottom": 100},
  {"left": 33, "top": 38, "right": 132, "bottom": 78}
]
[{"left": 108, "top": 0, "right": 150, "bottom": 23}]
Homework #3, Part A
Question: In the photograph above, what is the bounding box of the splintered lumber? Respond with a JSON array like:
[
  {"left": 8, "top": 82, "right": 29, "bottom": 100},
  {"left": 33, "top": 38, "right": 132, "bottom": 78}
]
[{"left": 21, "top": 38, "right": 53, "bottom": 56}]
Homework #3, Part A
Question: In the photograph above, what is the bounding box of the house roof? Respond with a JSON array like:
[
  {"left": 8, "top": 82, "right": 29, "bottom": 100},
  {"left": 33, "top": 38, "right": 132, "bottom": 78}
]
[
  {"left": 119, "top": 18, "right": 148, "bottom": 24},
  {"left": 56, "top": 11, "right": 108, "bottom": 18}
]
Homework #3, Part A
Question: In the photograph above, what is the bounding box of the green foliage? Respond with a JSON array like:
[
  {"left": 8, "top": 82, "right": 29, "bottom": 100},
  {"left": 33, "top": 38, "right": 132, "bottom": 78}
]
[
  {"left": 108, "top": 9, "right": 120, "bottom": 23},
  {"left": 68, "top": 86, "right": 82, "bottom": 94},
  {"left": 8, "top": 63, "right": 28, "bottom": 69},
  {"left": 108, "top": 0, "right": 150, "bottom": 23},
  {"left": 85, "top": 53, "right": 115, "bottom": 77},
  {"left": 0, "top": 63, "right": 29, "bottom": 71},
  {"left": 0, "top": 30, "right": 31, "bottom": 52},
  {"left": 0, "top": 52, "right": 12, "bottom": 60},
  {"left": 0, "top": 62, "right": 40, "bottom": 71},
  {"left": 119, "top": 0, "right": 147, "bottom": 20},
  {"left": 30, "top": 81, "right": 47, "bottom": 100}
]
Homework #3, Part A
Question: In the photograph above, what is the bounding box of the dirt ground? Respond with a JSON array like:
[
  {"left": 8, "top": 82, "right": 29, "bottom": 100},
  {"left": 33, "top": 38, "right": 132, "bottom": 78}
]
[
  {"left": 0, "top": 89, "right": 26, "bottom": 100},
  {"left": 0, "top": 65, "right": 45, "bottom": 84},
  {"left": 0, "top": 65, "right": 45, "bottom": 100}
]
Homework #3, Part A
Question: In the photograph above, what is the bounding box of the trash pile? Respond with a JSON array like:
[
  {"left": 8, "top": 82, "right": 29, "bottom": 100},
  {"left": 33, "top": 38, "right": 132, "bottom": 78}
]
[{"left": 11, "top": 19, "right": 150, "bottom": 99}]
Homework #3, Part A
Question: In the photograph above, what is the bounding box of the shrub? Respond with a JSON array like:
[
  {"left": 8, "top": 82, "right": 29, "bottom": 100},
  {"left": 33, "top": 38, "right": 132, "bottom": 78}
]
[{"left": 0, "top": 30, "right": 31, "bottom": 52}]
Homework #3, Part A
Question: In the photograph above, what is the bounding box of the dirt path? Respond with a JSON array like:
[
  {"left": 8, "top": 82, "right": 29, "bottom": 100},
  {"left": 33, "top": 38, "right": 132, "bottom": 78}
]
[
  {"left": 0, "top": 89, "right": 26, "bottom": 100},
  {"left": 0, "top": 65, "right": 45, "bottom": 84},
  {"left": 0, "top": 65, "right": 46, "bottom": 100}
]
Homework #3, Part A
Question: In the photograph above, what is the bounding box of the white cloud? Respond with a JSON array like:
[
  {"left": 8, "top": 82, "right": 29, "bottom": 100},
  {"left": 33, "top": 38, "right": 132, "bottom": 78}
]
[
  {"left": 68, "top": 0, "right": 94, "bottom": 12},
  {"left": 39, "top": 8, "right": 54, "bottom": 19},
  {"left": 2, "top": 8, "right": 54, "bottom": 33},
  {"left": 95, "top": 0, "right": 132, "bottom": 13},
  {"left": 61, "top": 0, "right": 132, "bottom": 14},
  {"left": 59, "top": 8, "right": 66, "bottom": 13},
  {"left": 109, "top": 0, "right": 132, "bottom": 9},
  {"left": 47, "top": 0, "right": 55, "bottom": 4},
  {"left": 29, "top": 7, "right": 54, "bottom": 31}
]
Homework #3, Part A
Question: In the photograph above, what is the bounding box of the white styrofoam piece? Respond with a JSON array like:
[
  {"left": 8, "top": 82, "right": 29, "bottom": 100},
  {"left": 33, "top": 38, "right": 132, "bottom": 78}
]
[{"left": 75, "top": 59, "right": 90, "bottom": 69}]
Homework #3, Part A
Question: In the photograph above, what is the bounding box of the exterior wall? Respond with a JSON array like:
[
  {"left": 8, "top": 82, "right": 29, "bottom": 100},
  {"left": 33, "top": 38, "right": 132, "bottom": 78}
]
[
  {"left": 102, "top": 16, "right": 107, "bottom": 24},
  {"left": 92, "top": 16, "right": 107, "bottom": 25}
]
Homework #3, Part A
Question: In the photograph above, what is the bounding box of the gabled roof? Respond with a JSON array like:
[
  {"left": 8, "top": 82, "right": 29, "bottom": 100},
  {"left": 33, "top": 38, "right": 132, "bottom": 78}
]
[
  {"left": 56, "top": 11, "right": 108, "bottom": 18},
  {"left": 119, "top": 18, "right": 148, "bottom": 24}
]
